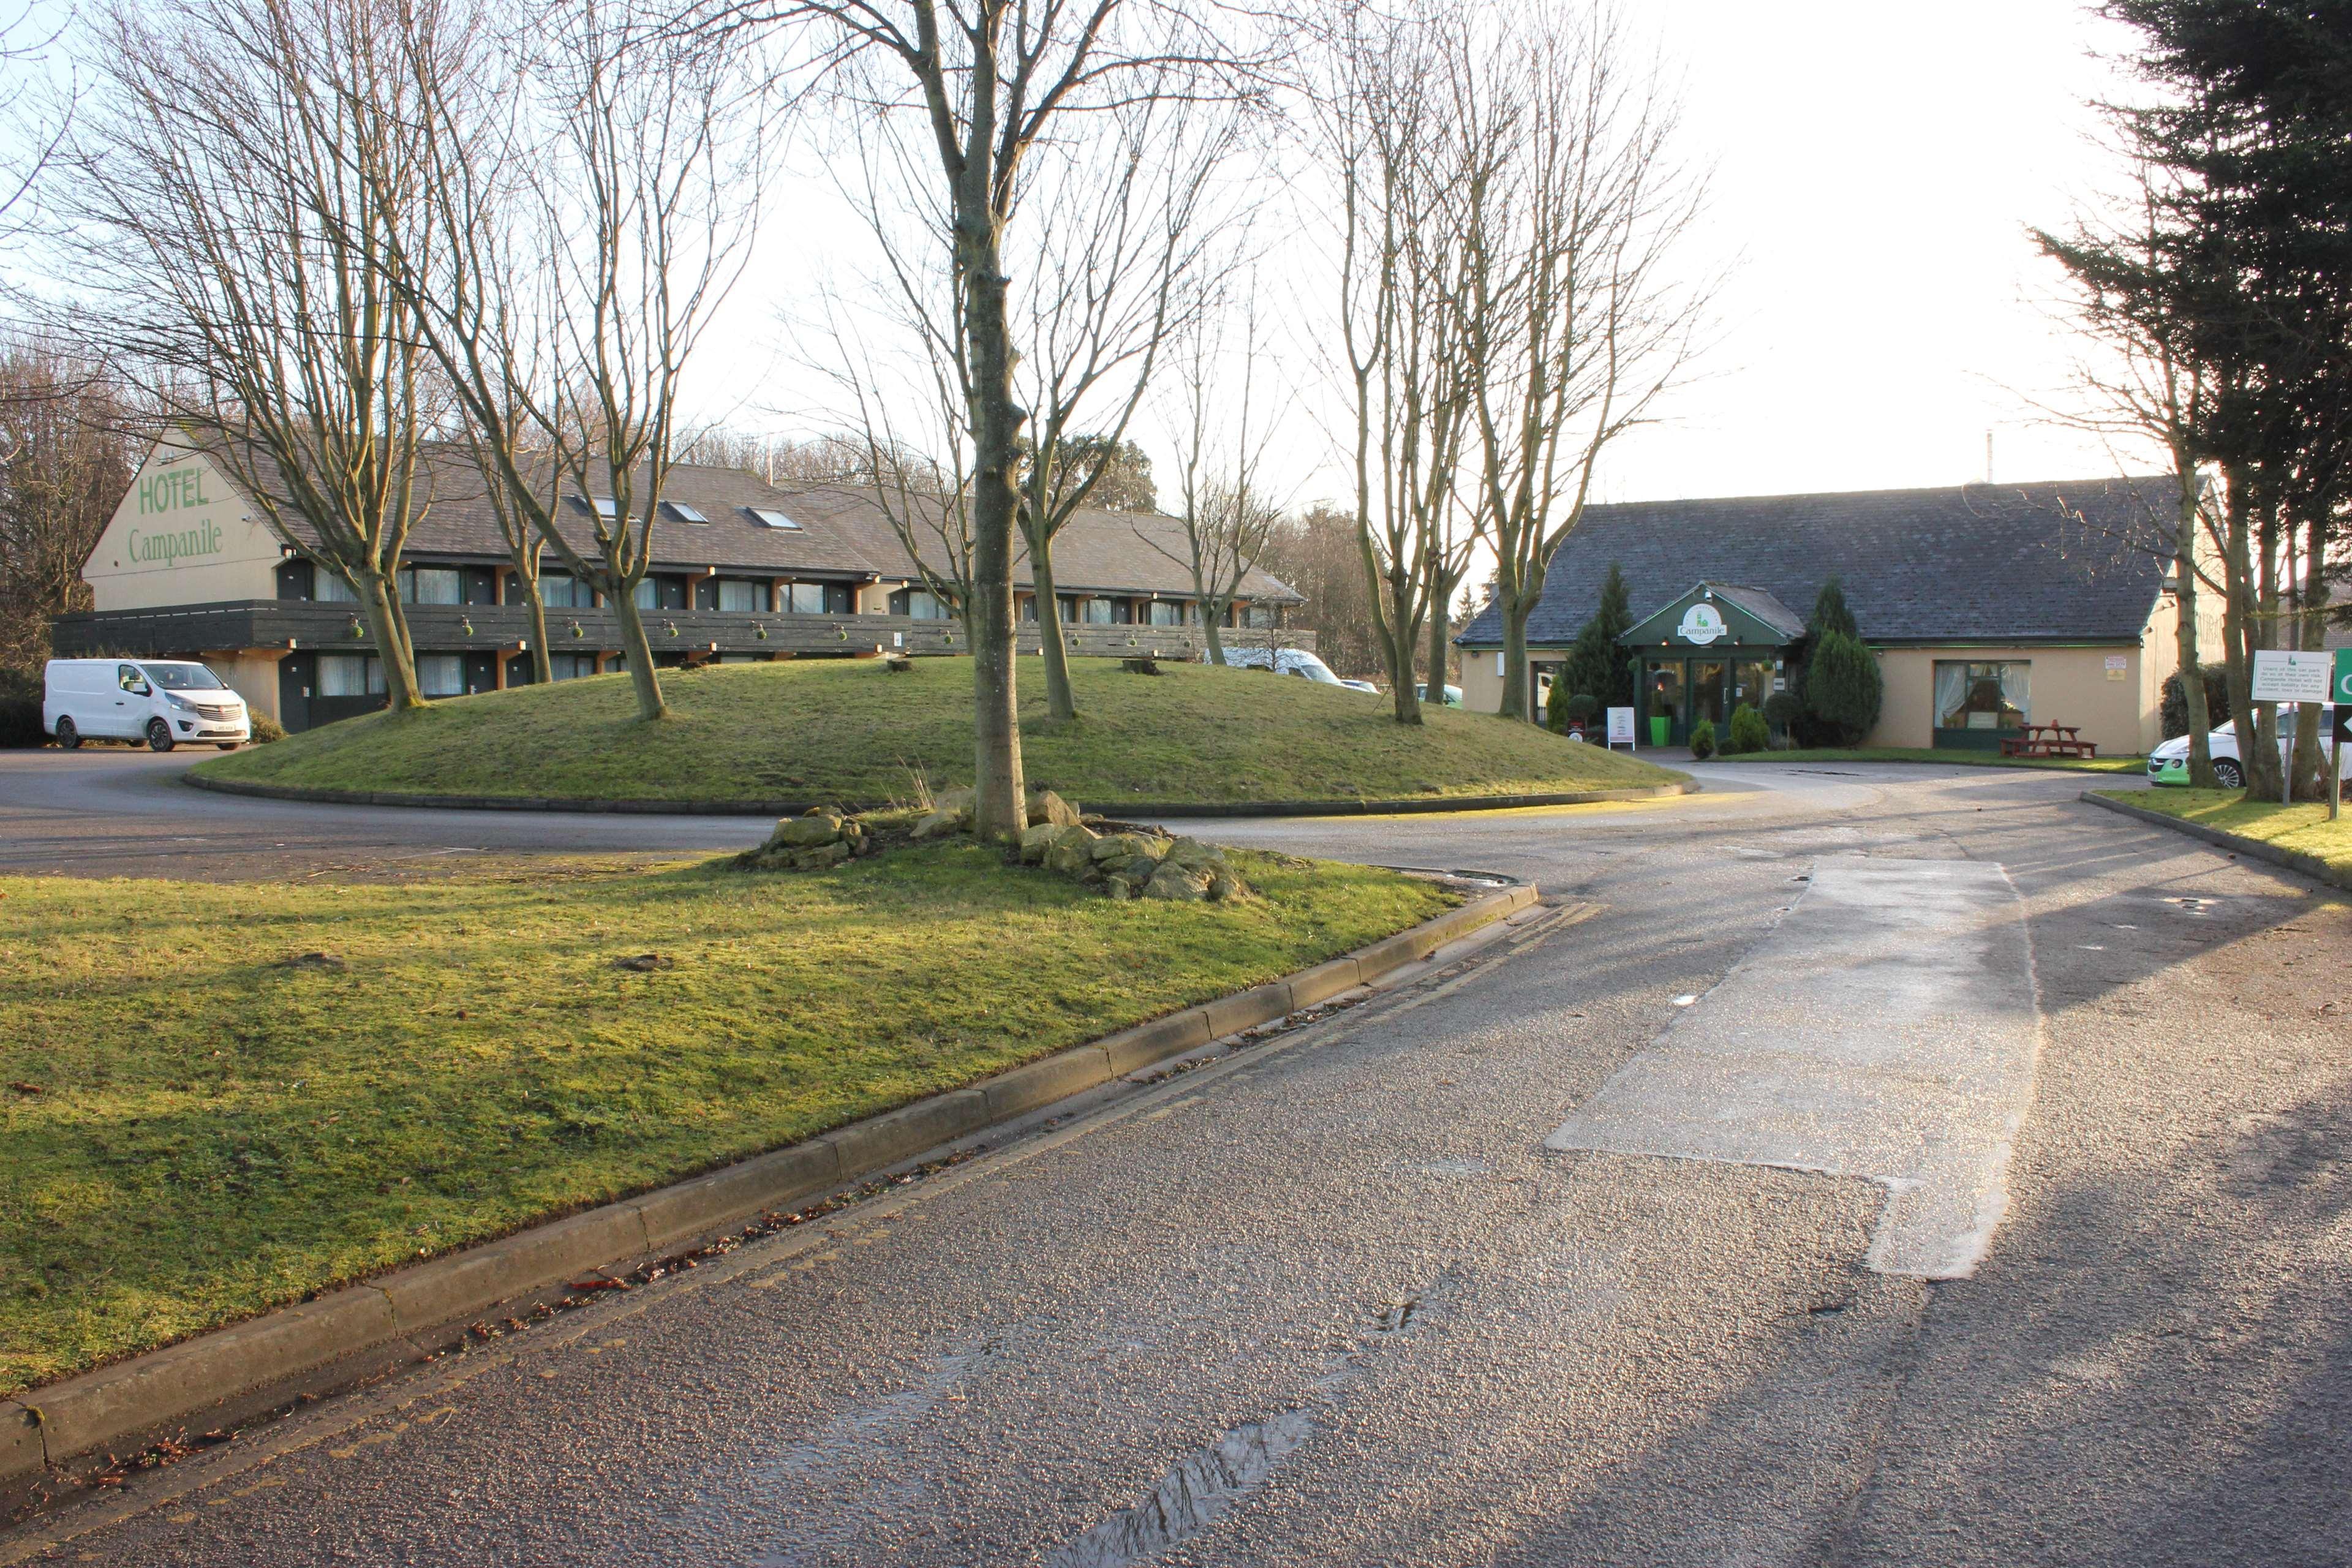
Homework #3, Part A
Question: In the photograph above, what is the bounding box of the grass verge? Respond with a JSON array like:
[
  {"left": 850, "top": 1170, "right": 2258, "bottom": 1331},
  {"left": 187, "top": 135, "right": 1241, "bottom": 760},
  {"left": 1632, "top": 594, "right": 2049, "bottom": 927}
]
[
  {"left": 194, "top": 657, "right": 1683, "bottom": 806},
  {"left": 0, "top": 845, "right": 1453, "bottom": 1394},
  {"left": 2092, "top": 788, "right": 2352, "bottom": 881},
  {"left": 1714, "top": 745, "right": 2145, "bottom": 774}
]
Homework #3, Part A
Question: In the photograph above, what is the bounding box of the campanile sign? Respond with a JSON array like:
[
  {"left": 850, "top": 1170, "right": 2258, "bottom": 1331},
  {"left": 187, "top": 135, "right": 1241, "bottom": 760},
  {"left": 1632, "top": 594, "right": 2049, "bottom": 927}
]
[{"left": 1676, "top": 603, "right": 1728, "bottom": 645}]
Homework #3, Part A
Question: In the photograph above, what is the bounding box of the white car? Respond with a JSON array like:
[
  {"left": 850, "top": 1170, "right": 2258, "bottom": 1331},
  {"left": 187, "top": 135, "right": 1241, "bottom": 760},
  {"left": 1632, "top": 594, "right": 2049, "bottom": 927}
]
[
  {"left": 45, "top": 658, "right": 251, "bottom": 752},
  {"left": 2146, "top": 712, "right": 2334, "bottom": 789}
]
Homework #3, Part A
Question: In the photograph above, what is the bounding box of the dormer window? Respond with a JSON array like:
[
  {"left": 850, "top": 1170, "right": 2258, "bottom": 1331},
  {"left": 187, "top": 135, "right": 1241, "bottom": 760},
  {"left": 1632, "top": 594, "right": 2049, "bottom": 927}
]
[
  {"left": 663, "top": 500, "right": 709, "bottom": 523},
  {"left": 748, "top": 507, "right": 801, "bottom": 530}
]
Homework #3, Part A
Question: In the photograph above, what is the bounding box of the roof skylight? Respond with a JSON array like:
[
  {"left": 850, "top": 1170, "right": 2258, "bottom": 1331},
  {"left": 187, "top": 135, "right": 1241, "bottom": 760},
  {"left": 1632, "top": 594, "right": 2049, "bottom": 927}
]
[
  {"left": 749, "top": 507, "right": 802, "bottom": 530},
  {"left": 663, "top": 500, "right": 710, "bottom": 524}
]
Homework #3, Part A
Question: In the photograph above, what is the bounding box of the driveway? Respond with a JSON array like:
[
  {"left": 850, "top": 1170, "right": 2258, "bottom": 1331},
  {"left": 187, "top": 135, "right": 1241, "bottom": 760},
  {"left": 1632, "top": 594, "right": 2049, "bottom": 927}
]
[{"left": 3, "top": 758, "right": 2345, "bottom": 1567}]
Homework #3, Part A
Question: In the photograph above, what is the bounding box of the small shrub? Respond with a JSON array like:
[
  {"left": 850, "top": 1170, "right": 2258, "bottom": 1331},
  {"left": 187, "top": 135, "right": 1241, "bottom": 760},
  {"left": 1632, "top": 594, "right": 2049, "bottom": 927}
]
[
  {"left": 2160, "top": 663, "right": 2231, "bottom": 739},
  {"left": 249, "top": 711, "right": 287, "bottom": 744},
  {"left": 1564, "top": 693, "right": 1600, "bottom": 727},
  {"left": 1804, "top": 630, "right": 1882, "bottom": 746},
  {"left": 0, "top": 696, "right": 43, "bottom": 748},
  {"left": 1727, "top": 703, "right": 1769, "bottom": 755},
  {"left": 1688, "top": 718, "right": 1717, "bottom": 759},
  {"left": 1762, "top": 690, "right": 1803, "bottom": 732}
]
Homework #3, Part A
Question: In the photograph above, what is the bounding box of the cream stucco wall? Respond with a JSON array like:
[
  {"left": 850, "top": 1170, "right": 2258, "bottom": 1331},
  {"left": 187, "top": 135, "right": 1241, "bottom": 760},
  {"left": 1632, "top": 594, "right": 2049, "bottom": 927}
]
[
  {"left": 1869, "top": 644, "right": 2152, "bottom": 753},
  {"left": 202, "top": 650, "right": 287, "bottom": 723},
  {"left": 1459, "top": 647, "right": 1526, "bottom": 718},
  {"left": 84, "top": 442, "right": 281, "bottom": 611}
]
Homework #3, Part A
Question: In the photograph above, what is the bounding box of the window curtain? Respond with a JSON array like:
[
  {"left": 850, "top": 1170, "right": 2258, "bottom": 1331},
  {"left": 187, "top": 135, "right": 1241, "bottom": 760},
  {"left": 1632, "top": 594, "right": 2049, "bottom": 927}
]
[
  {"left": 1998, "top": 662, "right": 2029, "bottom": 722},
  {"left": 1934, "top": 662, "right": 1969, "bottom": 728}
]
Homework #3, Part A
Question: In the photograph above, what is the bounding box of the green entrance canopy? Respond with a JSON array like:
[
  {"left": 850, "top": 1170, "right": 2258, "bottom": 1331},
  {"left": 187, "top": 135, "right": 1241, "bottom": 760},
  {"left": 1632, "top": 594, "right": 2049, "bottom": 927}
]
[{"left": 1617, "top": 582, "right": 1804, "bottom": 746}]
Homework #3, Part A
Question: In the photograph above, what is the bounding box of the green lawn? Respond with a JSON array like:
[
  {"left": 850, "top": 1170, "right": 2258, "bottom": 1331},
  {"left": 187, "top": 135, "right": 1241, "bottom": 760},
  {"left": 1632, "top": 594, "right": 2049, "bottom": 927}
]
[
  {"left": 0, "top": 846, "right": 1452, "bottom": 1394},
  {"left": 2095, "top": 788, "right": 2352, "bottom": 881},
  {"left": 195, "top": 657, "right": 1683, "bottom": 807},
  {"left": 1714, "top": 745, "right": 2146, "bottom": 774}
]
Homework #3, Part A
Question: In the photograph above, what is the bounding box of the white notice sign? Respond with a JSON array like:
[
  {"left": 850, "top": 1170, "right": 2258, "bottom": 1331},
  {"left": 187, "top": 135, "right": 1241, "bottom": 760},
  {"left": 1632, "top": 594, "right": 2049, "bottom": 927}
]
[
  {"left": 2252, "top": 649, "right": 2332, "bottom": 704},
  {"left": 1606, "top": 706, "right": 1636, "bottom": 747}
]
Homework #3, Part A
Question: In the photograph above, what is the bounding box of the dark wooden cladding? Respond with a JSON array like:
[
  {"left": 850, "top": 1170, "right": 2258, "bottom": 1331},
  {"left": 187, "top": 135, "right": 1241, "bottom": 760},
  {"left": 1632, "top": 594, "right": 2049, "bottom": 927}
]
[{"left": 51, "top": 601, "right": 1317, "bottom": 663}]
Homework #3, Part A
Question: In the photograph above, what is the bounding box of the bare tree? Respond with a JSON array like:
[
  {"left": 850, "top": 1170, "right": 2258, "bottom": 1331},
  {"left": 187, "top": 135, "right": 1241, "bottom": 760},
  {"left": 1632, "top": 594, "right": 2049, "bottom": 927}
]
[
  {"left": 58, "top": 0, "right": 445, "bottom": 708},
  {"left": 516, "top": 2, "right": 764, "bottom": 722},
  {"left": 1152, "top": 286, "right": 1283, "bottom": 666},
  {"left": 2035, "top": 159, "right": 2224, "bottom": 788},
  {"left": 1314, "top": 1, "right": 1473, "bottom": 726},
  {"left": 704, "top": 0, "right": 1267, "bottom": 839},
  {"left": 1257, "top": 503, "right": 1383, "bottom": 679},
  {"left": 1451, "top": 1, "right": 1709, "bottom": 724},
  {"left": 0, "top": 342, "right": 138, "bottom": 683},
  {"left": 1009, "top": 83, "right": 1244, "bottom": 722}
]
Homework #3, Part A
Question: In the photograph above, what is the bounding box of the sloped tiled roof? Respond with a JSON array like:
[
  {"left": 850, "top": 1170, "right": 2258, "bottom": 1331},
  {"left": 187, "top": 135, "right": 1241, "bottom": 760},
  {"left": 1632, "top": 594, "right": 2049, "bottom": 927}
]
[
  {"left": 1458, "top": 477, "right": 2180, "bottom": 648},
  {"left": 190, "top": 434, "right": 1297, "bottom": 601}
]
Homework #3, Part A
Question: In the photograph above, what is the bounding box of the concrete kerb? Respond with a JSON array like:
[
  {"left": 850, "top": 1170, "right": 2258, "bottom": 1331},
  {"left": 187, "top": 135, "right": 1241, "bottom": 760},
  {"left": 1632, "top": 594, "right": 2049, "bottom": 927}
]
[
  {"left": 180, "top": 769, "right": 1697, "bottom": 818},
  {"left": 2080, "top": 790, "right": 2352, "bottom": 895},
  {"left": 0, "top": 879, "right": 1540, "bottom": 1496}
]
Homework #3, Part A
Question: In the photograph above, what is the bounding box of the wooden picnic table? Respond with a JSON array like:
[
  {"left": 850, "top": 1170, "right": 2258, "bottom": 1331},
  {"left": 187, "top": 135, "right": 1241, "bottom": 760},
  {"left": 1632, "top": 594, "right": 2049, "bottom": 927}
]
[{"left": 2000, "top": 722, "right": 2098, "bottom": 760}]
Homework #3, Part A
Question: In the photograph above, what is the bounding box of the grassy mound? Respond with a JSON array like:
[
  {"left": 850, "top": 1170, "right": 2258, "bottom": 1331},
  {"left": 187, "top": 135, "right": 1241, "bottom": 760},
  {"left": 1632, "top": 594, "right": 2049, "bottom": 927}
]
[
  {"left": 198, "top": 657, "right": 1683, "bottom": 807},
  {"left": 0, "top": 846, "right": 1451, "bottom": 1392}
]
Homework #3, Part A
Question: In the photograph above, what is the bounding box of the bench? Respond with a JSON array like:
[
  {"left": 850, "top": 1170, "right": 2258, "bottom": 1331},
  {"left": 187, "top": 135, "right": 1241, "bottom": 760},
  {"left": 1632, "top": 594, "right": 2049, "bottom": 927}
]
[{"left": 2000, "top": 722, "right": 2097, "bottom": 759}]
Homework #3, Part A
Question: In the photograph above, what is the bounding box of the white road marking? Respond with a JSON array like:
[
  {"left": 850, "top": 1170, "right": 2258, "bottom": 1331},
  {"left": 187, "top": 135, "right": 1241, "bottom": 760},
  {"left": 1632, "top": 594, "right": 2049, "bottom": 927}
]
[{"left": 1547, "top": 855, "right": 2041, "bottom": 1280}]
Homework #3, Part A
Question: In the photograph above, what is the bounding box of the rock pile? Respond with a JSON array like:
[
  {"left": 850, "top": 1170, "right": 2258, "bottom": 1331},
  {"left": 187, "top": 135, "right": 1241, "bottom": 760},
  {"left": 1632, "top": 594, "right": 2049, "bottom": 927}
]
[
  {"left": 738, "top": 809, "right": 874, "bottom": 870},
  {"left": 1021, "top": 821, "right": 1250, "bottom": 901},
  {"left": 911, "top": 787, "right": 1082, "bottom": 841}
]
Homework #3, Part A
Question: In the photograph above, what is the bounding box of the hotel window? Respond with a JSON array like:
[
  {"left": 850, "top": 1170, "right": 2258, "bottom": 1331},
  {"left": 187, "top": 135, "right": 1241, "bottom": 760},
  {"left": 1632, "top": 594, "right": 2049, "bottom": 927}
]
[
  {"left": 1935, "top": 661, "right": 2029, "bottom": 731},
  {"left": 891, "top": 587, "right": 950, "bottom": 620},
  {"left": 787, "top": 581, "right": 829, "bottom": 615},
  {"left": 399, "top": 565, "right": 463, "bottom": 605},
  {"left": 1078, "top": 597, "right": 1117, "bottom": 625},
  {"left": 1243, "top": 604, "right": 1276, "bottom": 628},
  {"left": 538, "top": 573, "right": 590, "bottom": 609},
  {"left": 1145, "top": 600, "right": 1185, "bottom": 627},
  {"left": 317, "top": 654, "right": 385, "bottom": 697},
  {"left": 718, "top": 579, "right": 766, "bottom": 613},
  {"left": 314, "top": 567, "right": 359, "bottom": 604},
  {"left": 548, "top": 653, "right": 597, "bottom": 681},
  {"left": 416, "top": 654, "right": 465, "bottom": 697},
  {"left": 633, "top": 576, "right": 688, "bottom": 611}
]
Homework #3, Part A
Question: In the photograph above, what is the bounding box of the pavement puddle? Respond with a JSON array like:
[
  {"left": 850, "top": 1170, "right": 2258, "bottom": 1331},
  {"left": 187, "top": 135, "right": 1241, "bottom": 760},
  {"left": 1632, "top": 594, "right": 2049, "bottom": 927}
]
[{"left": 1546, "top": 854, "right": 2041, "bottom": 1280}]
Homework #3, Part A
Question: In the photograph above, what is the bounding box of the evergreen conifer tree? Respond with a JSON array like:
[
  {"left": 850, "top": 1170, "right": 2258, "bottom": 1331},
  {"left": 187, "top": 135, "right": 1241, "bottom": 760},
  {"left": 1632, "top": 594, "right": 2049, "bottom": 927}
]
[
  {"left": 1810, "top": 576, "right": 1858, "bottom": 641},
  {"left": 1805, "top": 630, "right": 1883, "bottom": 745}
]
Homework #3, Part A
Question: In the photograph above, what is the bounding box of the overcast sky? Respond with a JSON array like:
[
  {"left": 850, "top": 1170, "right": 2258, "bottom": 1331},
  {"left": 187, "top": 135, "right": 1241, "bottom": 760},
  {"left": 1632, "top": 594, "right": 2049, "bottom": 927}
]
[
  {"left": 13, "top": 0, "right": 2158, "bottom": 510},
  {"left": 706, "top": 1, "right": 2160, "bottom": 510}
]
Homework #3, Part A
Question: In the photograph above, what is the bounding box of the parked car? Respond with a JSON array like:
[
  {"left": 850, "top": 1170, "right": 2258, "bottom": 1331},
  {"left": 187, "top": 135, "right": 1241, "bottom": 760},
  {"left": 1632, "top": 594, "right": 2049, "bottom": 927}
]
[
  {"left": 2146, "top": 711, "right": 2334, "bottom": 789},
  {"left": 1338, "top": 677, "right": 1381, "bottom": 694},
  {"left": 1208, "top": 647, "right": 1353, "bottom": 688},
  {"left": 45, "top": 658, "right": 251, "bottom": 752}
]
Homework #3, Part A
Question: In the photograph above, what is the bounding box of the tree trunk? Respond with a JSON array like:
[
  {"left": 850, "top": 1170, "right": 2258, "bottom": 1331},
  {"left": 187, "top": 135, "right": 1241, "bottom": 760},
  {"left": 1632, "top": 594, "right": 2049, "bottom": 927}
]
[
  {"left": 2219, "top": 475, "right": 2261, "bottom": 796},
  {"left": 2173, "top": 467, "right": 2214, "bottom": 788},
  {"left": 1385, "top": 571, "right": 1423, "bottom": 725},
  {"left": 511, "top": 548, "right": 552, "bottom": 685},
  {"left": 1200, "top": 594, "right": 1227, "bottom": 666},
  {"left": 1499, "top": 593, "right": 1531, "bottom": 723},
  {"left": 1425, "top": 582, "right": 1452, "bottom": 708},
  {"left": 960, "top": 224, "right": 1027, "bottom": 840},
  {"left": 2245, "top": 499, "right": 2285, "bottom": 797},
  {"left": 608, "top": 588, "right": 670, "bottom": 722},
  {"left": 2291, "top": 509, "right": 2330, "bottom": 800},
  {"left": 358, "top": 570, "right": 425, "bottom": 710},
  {"left": 1030, "top": 532, "right": 1077, "bottom": 723}
]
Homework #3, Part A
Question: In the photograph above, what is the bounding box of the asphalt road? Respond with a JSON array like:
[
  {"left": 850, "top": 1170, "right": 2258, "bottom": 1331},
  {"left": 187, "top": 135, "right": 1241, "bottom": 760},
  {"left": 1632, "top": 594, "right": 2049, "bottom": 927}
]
[{"left": 4, "top": 754, "right": 2347, "bottom": 1567}]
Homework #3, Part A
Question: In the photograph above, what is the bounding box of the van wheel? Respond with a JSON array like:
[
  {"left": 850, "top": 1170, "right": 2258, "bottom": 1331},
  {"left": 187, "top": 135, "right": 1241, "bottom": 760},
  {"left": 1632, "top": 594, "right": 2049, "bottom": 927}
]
[
  {"left": 2214, "top": 757, "right": 2244, "bottom": 790},
  {"left": 54, "top": 717, "right": 80, "bottom": 749},
  {"left": 216, "top": 742, "right": 238, "bottom": 751},
  {"left": 146, "top": 718, "right": 175, "bottom": 753}
]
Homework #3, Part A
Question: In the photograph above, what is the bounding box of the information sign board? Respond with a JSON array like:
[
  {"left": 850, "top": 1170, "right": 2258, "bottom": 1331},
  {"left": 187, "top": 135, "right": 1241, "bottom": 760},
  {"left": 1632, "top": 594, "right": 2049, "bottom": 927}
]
[
  {"left": 1605, "top": 706, "right": 1635, "bottom": 748},
  {"left": 2251, "top": 649, "right": 2333, "bottom": 704}
]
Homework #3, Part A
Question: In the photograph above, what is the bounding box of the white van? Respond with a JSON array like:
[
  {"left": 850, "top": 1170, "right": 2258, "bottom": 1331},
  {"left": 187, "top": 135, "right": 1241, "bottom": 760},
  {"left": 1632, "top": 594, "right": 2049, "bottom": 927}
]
[{"left": 44, "top": 659, "right": 251, "bottom": 752}]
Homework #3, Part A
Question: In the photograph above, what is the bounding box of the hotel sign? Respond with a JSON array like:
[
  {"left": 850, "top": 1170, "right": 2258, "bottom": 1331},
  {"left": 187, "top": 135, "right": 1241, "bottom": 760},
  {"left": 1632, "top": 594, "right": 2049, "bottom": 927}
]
[
  {"left": 126, "top": 460, "right": 227, "bottom": 567},
  {"left": 2251, "top": 649, "right": 2332, "bottom": 704},
  {"left": 1676, "top": 603, "right": 1728, "bottom": 645}
]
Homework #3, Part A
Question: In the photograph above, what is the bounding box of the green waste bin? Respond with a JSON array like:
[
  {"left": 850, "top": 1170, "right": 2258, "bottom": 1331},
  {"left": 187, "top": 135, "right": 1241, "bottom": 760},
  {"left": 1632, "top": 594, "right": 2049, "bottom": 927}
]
[{"left": 1649, "top": 715, "right": 1670, "bottom": 747}]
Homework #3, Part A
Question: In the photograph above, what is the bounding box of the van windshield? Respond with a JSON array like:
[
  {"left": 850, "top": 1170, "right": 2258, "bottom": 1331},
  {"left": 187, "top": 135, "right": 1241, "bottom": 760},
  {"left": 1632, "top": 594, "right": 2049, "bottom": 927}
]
[{"left": 140, "top": 663, "right": 227, "bottom": 692}]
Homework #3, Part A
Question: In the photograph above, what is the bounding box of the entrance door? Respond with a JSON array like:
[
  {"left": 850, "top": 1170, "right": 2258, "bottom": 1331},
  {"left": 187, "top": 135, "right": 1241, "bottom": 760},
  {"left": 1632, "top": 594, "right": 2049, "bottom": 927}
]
[
  {"left": 1691, "top": 660, "right": 1727, "bottom": 736},
  {"left": 1644, "top": 660, "right": 1685, "bottom": 745}
]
